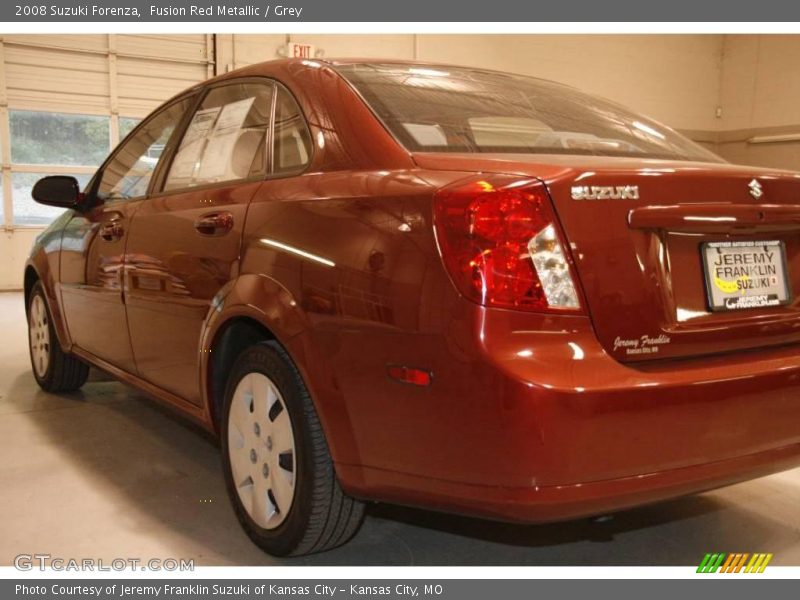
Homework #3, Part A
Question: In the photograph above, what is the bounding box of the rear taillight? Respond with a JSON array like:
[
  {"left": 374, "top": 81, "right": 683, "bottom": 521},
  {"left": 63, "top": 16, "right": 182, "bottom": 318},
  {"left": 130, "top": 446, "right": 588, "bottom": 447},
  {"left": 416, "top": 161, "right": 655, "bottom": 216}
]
[{"left": 434, "top": 175, "right": 582, "bottom": 313}]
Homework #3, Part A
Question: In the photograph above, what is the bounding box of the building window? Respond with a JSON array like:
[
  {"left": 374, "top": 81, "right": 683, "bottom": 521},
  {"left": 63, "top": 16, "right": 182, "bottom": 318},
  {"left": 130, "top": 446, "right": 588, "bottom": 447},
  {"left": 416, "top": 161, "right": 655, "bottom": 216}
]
[
  {"left": 9, "top": 111, "right": 110, "bottom": 166},
  {"left": 7, "top": 110, "right": 110, "bottom": 226},
  {"left": 119, "top": 116, "right": 141, "bottom": 140}
]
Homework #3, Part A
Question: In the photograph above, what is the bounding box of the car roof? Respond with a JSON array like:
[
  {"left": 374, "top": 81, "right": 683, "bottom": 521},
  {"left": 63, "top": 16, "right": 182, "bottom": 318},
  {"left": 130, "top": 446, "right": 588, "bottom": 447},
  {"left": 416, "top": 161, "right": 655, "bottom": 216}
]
[
  {"left": 158, "top": 57, "right": 576, "bottom": 119},
  {"left": 211, "top": 57, "right": 573, "bottom": 90}
]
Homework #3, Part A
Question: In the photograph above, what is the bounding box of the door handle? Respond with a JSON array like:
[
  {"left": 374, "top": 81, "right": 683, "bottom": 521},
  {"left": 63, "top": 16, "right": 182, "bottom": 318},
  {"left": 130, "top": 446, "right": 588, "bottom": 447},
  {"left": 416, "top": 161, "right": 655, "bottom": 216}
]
[
  {"left": 194, "top": 211, "right": 234, "bottom": 236},
  {"left": 100, "top": 220, "right": 124, "bottom": 241}
]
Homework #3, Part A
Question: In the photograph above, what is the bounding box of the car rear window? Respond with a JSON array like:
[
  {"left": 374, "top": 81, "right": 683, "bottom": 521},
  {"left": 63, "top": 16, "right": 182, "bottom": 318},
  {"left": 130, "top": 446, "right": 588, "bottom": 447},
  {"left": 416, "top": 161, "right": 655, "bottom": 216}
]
[{"left": 335, "top": 63, "right": 722, "bottom": 162}]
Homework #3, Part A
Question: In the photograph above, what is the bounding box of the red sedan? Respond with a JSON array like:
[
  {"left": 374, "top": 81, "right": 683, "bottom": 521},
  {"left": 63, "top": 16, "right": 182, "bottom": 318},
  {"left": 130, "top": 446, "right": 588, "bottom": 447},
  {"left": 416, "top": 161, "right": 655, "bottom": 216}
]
[{"left": 25, "top": 59, "right": 800, "bottom": 556}]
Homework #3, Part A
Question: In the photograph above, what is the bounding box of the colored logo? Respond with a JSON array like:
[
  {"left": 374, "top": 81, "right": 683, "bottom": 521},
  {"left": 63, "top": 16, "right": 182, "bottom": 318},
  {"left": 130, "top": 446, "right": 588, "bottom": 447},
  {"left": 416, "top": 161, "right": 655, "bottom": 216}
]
[
  {"left": 697, "top": 553, "right": 773, "bottom": 573},
  {"left": 713, "top": 274, "right": 749, "bottom": 294}
]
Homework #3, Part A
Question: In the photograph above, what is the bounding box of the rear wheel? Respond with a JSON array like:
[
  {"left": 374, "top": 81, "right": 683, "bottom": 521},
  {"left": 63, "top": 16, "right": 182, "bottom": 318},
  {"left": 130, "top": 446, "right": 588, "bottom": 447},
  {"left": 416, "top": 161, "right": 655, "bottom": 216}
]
[
  {"left": 221, "top": 341, "right": 364, "bottom": 556},
  {"left": 28, "top": 282, "right": 89, "bottom": 392}
]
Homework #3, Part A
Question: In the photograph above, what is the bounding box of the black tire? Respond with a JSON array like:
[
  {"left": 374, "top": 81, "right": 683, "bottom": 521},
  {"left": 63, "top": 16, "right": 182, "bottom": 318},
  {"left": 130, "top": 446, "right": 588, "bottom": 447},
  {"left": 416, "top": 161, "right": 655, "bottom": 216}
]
[
  {"left": 221, "top": 341, "right": 364, "bottom": 556},
  {"left": 27, "top": 281, "right": 89, "bottom": 393}
]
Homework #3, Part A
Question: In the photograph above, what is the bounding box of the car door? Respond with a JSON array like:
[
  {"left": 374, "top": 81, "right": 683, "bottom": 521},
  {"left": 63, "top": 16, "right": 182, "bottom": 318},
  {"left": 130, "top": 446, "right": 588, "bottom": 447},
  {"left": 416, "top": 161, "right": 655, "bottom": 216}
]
[
  {"left": 123, "top": 79, "right": 275, "bottom": 405},
  {"left": 59, "top": 95, "right": 196, "bottom": 371}
]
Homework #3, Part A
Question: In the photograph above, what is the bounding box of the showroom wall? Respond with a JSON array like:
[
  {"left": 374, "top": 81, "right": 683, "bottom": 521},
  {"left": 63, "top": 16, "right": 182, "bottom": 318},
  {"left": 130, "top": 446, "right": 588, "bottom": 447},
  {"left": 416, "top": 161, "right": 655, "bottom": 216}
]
[
  {"left": 0, "top": 33, "right": 799, "bottom": 290},
  {"left": 217, "top": 34, "right": 724, "bottom": 133},
  {"left": 716, "top": 35, "right": 800, "bottom": 169},
  {"left": 0, "top": 34, "right": 214, "bottom": 289}
]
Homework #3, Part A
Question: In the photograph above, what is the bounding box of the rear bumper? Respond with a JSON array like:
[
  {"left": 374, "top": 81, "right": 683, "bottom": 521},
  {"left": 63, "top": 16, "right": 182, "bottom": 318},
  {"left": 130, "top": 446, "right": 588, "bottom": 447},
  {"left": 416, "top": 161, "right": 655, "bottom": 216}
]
[
  {"left": 477, "top": 309, "right": 800, "bottom": 489},
  {"left": 333, "top": 307, "right": 800, "bottom": 522},
  {"left": 340, "top": 441, "right": 800, "bottom": 523}
]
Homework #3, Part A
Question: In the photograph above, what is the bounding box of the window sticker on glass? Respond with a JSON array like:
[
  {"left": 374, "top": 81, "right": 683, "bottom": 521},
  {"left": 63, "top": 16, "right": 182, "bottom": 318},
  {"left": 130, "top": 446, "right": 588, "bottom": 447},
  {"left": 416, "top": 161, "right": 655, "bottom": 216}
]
[
  {"left": 201, "top": 131, "right": 242, "bottom": 179},
  {"left": 170, "top": 107, "right": 219, "bottom": 180},
  {"left": 165, "top": 92, "right": 264, "bottom": 190},
  {"left": 183, "top": 107, "right": 219, "bottom": 144},
  {"left": 215, "top": 97, "right": 255, "bottom": 132},
  {"left": 202, "top": 97, "right": 255, "bottom": 179}
]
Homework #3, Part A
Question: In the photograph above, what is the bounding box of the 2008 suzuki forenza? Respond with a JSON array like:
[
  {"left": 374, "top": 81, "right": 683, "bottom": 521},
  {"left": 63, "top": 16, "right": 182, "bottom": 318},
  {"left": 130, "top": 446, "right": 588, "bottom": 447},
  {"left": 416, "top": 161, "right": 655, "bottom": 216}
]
[{"left": 25, "top": 59, "right": 800, "bottom": 556}]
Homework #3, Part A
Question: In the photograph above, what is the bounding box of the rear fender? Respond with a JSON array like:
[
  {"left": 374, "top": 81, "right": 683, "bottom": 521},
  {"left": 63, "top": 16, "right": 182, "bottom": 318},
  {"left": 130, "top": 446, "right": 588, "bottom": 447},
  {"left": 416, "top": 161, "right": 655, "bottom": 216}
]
[{"left": 199, "top": 274, "right": 363, "bottom": 468}]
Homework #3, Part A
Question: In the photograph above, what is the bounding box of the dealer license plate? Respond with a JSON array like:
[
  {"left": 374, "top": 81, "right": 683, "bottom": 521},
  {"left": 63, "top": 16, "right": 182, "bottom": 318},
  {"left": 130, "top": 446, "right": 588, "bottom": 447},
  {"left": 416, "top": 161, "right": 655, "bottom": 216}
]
[{"left": 702, "top": 240, "right": 791, "bottom": 311}]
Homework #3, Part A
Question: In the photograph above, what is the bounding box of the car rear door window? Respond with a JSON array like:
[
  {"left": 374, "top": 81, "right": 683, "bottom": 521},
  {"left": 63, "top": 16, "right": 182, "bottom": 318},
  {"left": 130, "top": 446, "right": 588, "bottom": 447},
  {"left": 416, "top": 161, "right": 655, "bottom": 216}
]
[
  {"left": 96, "top": 97, "right": 193, "bottom": 201},
  {"left": 273, "top": 85, "right": 312, "bottom": 175},
  {"left": 164, "top": 82, "right": 273, "bottom": 191}
]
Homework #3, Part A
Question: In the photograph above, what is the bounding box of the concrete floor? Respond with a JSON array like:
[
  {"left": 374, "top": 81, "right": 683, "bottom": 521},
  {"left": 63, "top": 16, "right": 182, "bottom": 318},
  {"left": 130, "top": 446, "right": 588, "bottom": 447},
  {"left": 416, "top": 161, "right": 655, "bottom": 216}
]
[{"left": 1, "top": 290, "right": 799, "bottom": 566}]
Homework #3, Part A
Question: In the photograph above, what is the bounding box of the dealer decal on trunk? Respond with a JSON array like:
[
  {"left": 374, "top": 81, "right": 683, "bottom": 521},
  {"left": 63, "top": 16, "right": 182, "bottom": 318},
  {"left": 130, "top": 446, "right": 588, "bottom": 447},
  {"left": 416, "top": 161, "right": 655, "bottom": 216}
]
[{"left": 613, "top": 334, "right": 671, "bottom": 356}]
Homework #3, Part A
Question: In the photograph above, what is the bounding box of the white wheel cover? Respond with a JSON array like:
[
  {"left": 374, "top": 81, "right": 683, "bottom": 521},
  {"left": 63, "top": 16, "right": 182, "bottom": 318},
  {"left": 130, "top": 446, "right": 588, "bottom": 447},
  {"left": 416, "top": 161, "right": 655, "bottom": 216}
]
[
  {"left": 29, "top": 294, "right": 51, "bottom": 378},
  {"left": 228, "top": 372, "right": 297, "bottom": 529}
]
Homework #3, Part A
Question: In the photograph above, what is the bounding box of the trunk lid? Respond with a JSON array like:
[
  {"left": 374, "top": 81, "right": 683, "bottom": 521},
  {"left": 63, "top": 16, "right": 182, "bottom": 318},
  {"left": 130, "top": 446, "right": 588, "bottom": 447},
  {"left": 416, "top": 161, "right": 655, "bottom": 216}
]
[{"left": 415, "top": 152, "right": 800, "bottom": 362}]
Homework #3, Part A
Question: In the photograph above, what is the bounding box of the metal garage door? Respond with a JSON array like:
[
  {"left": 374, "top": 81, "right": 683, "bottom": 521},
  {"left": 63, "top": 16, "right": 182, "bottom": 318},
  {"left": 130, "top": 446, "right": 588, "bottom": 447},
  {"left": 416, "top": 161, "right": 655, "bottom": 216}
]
[{"left": 0, "top": 34, "right": 214, "bottom": 228}]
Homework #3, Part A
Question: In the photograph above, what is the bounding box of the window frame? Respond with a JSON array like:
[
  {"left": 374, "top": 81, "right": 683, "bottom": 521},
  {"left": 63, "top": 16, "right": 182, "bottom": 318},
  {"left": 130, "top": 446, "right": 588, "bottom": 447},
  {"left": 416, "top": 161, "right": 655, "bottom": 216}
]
[
  {"left": 84, "top": 89, "right": 202, "bottom": 207},
  {"left": 33, "top": 76, "right": 315, "bottom": 215},
  {"left": 270, "top": 81, "right": 315, "bottom": 178},
  {"left": 154, "top": 77, "right": 275, "bottom": 195},
  {"left": 147, "top": 76, "right": 314, "bottom": 200}
]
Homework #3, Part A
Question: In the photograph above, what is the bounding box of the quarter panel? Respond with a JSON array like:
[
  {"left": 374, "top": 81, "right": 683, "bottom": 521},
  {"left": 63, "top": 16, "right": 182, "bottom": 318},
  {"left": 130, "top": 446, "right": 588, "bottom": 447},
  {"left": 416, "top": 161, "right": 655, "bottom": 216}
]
[{"left": 239, "top": 169, "right": 471, "bottom": 472}]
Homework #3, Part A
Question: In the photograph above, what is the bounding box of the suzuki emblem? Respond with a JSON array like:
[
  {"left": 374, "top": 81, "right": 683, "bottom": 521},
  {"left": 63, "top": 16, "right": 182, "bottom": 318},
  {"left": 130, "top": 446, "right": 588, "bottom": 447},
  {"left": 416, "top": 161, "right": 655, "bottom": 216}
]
[{"left": 748, "top": 179, "right": 763, "bottom": 200}]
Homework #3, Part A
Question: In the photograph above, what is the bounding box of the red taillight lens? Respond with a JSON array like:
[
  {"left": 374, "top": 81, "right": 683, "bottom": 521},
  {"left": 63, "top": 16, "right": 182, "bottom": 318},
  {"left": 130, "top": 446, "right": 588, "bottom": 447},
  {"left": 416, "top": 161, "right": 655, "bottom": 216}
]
[
  {"left": 469, "top": 189, "right": 548, "bottom": 242},
  {"left": 434, "top": 175, "right": 582, "bottom": 313}
]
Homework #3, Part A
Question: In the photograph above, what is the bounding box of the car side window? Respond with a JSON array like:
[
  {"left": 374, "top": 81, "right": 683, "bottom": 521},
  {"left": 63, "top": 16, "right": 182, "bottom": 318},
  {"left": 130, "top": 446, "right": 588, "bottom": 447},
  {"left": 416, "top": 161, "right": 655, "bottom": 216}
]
[
  {"left": 273, "top": 85, "right": 312, "bottom": 175},
  {"left": 163, "top": 82, "right": 273, "bottom": 191},
  {"left": 97, "top": 97, "right": 193, "bottom": 201}
]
